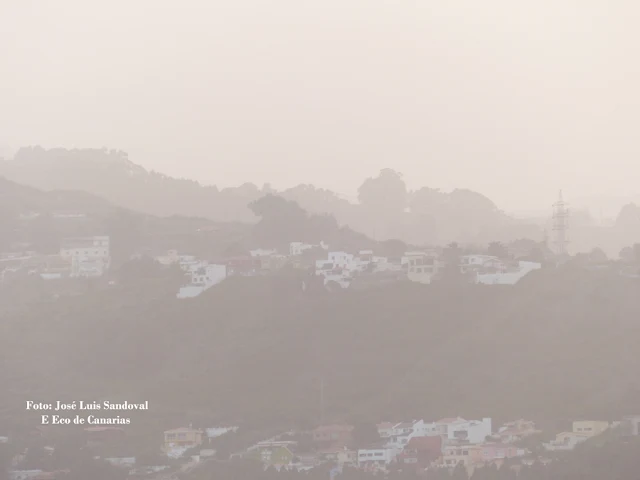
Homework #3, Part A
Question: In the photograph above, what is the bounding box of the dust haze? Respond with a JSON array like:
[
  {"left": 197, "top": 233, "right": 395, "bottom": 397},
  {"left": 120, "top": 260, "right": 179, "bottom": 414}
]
[
  {"left": 2, "top": 2, "right": 640, "bottom": 480},
  {"left": 2, "top": 1, "right": 640, "bottom": 213}
]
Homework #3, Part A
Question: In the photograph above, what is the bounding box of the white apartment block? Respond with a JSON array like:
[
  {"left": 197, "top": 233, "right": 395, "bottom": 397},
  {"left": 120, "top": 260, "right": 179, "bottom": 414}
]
[
  {"left": 60, "top": 236, "right": 111, "bottom": 277},
  {"left": 60, "top": 236, "right": 110, "bottom": 260}
]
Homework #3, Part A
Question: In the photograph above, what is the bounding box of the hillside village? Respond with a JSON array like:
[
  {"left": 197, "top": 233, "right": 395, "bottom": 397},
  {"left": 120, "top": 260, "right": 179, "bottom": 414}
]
[
  {"left": 0, "top": 232, "right": 543, "bottom": 298},
  {"left": 3, "top": 178, "right": 640, "bottom": 296},
  {"left": 3, "top": 184, "right": 640, "bottom": 480},
  {"left": 5, "top": 414, "right": 640, "bottom": 480}
]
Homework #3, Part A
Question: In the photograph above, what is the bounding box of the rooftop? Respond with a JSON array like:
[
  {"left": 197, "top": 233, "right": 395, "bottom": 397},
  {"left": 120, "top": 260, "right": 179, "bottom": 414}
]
[
  {"left": 436, "top": 417, "right": 466, "bottom": 424},
  {"left": 164, "top": 427, "right": 202, "bottom": 434}
]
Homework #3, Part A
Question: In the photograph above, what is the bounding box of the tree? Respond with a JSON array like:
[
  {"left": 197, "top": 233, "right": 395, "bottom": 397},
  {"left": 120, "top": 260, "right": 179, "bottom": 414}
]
[
  {"left": 377, "top": 239, "right": 408, "bottom": 258},
  {"left": 615, "top": 203, "right": 640, "bottom": 230},
  {"left": 104, "top": 208, "right": 147, "bottom": 266},
  {"left": 620, "top": 246, "right": 635, "bottom": 262},
  {"left": 26, "top": 212, "right": 59, "bottom": 253},
  {"left": 451, "top": 463, "right": 469, "bottom": 480},
  {"left": 249, "top": 194, "right": 309, "bottom": 248},
  {"left": 352, "top": 422, "right": 380, "bottom": 447},
  {"left": 64, "top": 456, "right": 127, "bottom": 480},
  {"left": 526, "top": 246, "right": 546, "bottom": 264},
  {"left": 409, "top": 187, "right": 444, "bottom": 216},
  {"left": 358, "top": 169, "right": 407, "bottom": 214},
  {"left": 438, "top": 241, "right": 465, "bottom": 284},
  {"left": 358, "top": 169, "right": 407, "bottom": 240},
  {"left": 0, "top": 206, "right": 19, "bottom": 251},
  {"left": 588, "top": 247, "right": 608, "bottom": 264},
  {"left": 619, "top": 244, "right": 640, "bottom": 263},
  {"left": 487, "top": 241, "right": 508, "bottom": 259},
  {"left": 0, "top": 443, "right": 14, "bottom": 480}
]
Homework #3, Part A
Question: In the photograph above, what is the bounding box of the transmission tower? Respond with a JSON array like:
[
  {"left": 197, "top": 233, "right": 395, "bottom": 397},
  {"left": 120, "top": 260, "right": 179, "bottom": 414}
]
[{"left": 552, "top": 190, "right": 570, "bottom": 255}]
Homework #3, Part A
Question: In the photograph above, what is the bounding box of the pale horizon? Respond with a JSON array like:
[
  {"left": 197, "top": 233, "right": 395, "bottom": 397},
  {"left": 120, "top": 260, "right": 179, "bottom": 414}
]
[{"left": 3, "top": 1, "right": 640, "bottom": 214}]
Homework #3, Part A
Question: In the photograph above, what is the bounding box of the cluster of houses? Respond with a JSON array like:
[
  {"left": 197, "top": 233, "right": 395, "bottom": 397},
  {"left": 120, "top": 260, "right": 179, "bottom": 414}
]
[
  {"left": 314, "top": 249, "right": 541, "bottom": 288},
  {"left": 0, "top": 234, "right": 541, "bottom": 296},
  {"left": 165, "top": 241, "right": 542, "bottom": 298},
  {"left": 5, "top": 416, "right": 640, "bottom": 479},
  {"left": 151, "top": 415, "right": 640, "bottom": 478},
  {"left": 0, "top": 235, "right": 111, "bottom": 282}
]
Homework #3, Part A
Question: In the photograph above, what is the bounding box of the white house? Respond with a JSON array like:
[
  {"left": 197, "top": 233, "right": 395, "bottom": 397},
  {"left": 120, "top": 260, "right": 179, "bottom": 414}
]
[
  {"left": 314, "top": 251, "right": 359, "bottom": 288},
  {"left": 177, "top": 264, "right": 227, "bottom": 299},
  {"left": 322, "top": 272, "right": 352, "bottom": 289},
  {"left": 377, "top": 422, "right": 395, "bottom": 438},
  {"left": 359, "top": 250, "right": 374, "bottom": 262},
  {"left": 155, "top": 250, "right": 179, "bottom": 266},
  {"left": 543, "top": 432, "right": 590, "bottom": 451},
  {"left": 372, "top": 256, "right": 403, "bottom": 273},
  {"left": 104, "top": 457, "right": 136, "bottom": 468},
  {"left": 290, "top": 242, "right": 314, "bottom": 256},
  {"left": 403, "top": 252, "right": 442, "bottom": 284},
  {"left": 475, "top": 261, "right": 541, "bottom": 285},
  {"left": 206, "top": 426, "right": 239, "bottom": 439},
  {"left": 460, "top": 254, "right": 502, "bottom": 269},
  {"left": 385, "top": 420, "right": 441, "bottom": 450},
  {"left": 412, "top": 421, "right": 441, "bottom": 437},
  {"left": 622, "top": 416, "right": 640, "bottom": 436},
  {"left": 8, "top": 470, "right": 44, "bottom": 480},
  {"left": 436, "top": 417, "right": 492, "bottom": 444},
  {"left": 328, "top": 251, "right": 354, "bottom": 269},
  {"left": 357, "top": 448, "right": 398, "bottom": 468},
  {"left": 250, "top": 249, "right": 277, "bottom": 257},
  {"left": 71, "top": 255, "right": 108, "bottom": 278}
]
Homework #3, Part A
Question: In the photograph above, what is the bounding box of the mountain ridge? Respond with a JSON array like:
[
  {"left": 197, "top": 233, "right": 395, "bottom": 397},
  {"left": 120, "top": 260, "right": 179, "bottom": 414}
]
[{"left": 0, "top": 146, "right": 543, "bottom": 246}]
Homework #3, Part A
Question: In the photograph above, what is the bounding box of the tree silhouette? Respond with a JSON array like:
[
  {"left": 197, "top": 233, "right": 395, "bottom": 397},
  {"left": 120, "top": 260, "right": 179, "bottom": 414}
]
[
  {"left": 487, "top": 241, "right": 508, "bottom": 259},
  {"left": 358, "top": 169, "right": 407, "bottom": 215}
]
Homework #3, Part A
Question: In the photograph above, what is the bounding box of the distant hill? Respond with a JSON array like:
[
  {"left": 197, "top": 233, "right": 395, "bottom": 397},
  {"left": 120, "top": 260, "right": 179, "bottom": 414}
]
[
  {"left": 0, "top": 175, "right": 252, "bottom": 261},
  {"left": 0, "top": 175, "right": 114, "bottom": 216},
  {"left": 0, "top": 146, "right": 544, "bottom": 246},
  {"left": 3, "top": 266, "right": 640, "bottom": 431}
]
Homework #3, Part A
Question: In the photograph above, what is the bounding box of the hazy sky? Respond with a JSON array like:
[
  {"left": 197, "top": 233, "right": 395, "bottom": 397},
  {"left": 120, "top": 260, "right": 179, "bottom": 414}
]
[{"left": 2, "top": 1, "right": 640, "bottom": 212}]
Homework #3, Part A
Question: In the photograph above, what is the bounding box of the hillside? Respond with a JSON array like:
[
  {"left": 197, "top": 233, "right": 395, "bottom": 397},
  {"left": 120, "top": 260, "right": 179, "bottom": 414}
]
[
  {"left": 0, "top": 177, "right": 392, "bottom": 267},
  {"left": 0, "top": 147, "right": 542, "bottom": 246},
  {"left": 0, "top": 175, "right": 257, "bottom": 261},
  {"left": 2, "top": 266, "right": 640, "bottom": 432}
]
